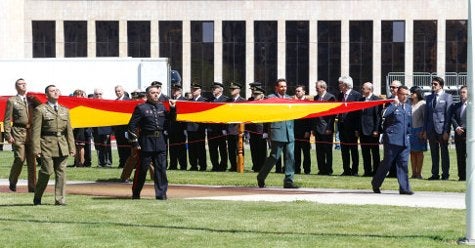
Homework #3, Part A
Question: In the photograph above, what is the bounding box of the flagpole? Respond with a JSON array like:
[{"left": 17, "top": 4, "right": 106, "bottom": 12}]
[{"left": 460, "top": 0, "right": 475, "bottom": 244}]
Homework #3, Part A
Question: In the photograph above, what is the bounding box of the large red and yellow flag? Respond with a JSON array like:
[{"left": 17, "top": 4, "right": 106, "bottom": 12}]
[{"left": 0, "top": 93, "right": 391, "bottom": 128}]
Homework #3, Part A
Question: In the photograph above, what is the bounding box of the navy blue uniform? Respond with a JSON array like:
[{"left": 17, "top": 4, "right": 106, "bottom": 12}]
[
  {"left": 372, "top": 102, "right": 412, "bottom": 193},
  {"left": 128, "top": 101, "right": 173, "bottom": 199}
]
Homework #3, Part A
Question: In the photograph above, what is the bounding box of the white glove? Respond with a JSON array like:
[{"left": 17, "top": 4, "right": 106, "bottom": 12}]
[
  {"left": 222, "top": 130, "right": 228, "bottom": 135},
  {"left": 262, "top": 133, "right": 268, "bottom": 139},
  {"left": 164, "top": 130, "right": 168, "bottom": 136}
]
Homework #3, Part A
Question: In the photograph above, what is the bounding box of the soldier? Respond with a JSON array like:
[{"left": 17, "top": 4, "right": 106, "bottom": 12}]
[
  {"left": 4, "top": 78, "right": 36, "bottom": 192},
  {"left": 32, "top": 85, "right": 75, "bottom": 205},
  {"left": 227, "top": 82, "right": 246, "bottom": 171},
  {"left": 207, "top": 82, "right": 229, "bottom": 171},
  {"left": 128, "top": 85, "right": 176, "bottom": 200},
  {"left": 186, "top": 83, "right": 208, "bottom": 171},
  {"left": 168, "top": 83, "right": 187, "bottom": 170}
]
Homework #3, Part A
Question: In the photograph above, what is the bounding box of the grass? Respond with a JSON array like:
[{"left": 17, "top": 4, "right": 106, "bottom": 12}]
[
  {"left": 0, "top": 146, "right": 466, "bottom": 192},
  {"left": 0, "top": 193, "right": 466, "bottom": 247},
  {"left": 0, "top": 145, "right": 468, "bottom": 247}
]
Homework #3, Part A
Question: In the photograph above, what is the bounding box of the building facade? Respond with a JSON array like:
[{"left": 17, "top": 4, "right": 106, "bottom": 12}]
[{"left": 0, "top": 0, "right": 468, "bottom": 97}]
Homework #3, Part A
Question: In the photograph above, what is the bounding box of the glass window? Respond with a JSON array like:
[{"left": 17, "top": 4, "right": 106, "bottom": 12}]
[
  {"left": 350, "top": 21, "right": 373, "bottom": 86},
  {"left": 446, "top": 20, "right": 467, "bottom": 73},
  {"left": 318, "top": 21, "right": 341, "bottom": 95},
  {"left": 191, "top": 21, "right": 214, "bottom": 90},
  {"left": 381, "top": 21, "right": 405, "bottom": 94},
  {"left": 159, "top": 21, "right": 183, "bottom": 76},
  {"left": 127, "top": 21, "right": 150, "bottom": 57},
  {"left": 32, "top": 21, "right": 56, "bottom": 58},
  {"left": 413, "top": 20, "right": 437, "bottom": 73},
  {"left": 254, "top": 21, "right": 277, "bottom": 94},
  {"left": 222, "top": 21, "right": 246, "bottom": 94},
  {"left": 286, "top": 21, "right": 309, "bottom": 92},
  {"left": 64, "top": 21, "right": 87, "bottom": 57},
  {"left": 96, "top": 21, "right": 119, "bottom": 57}
]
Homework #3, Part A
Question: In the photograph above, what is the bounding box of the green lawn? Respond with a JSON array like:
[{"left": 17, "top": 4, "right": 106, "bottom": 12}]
[{"left": 0, "top": 146, "right": 468, "bottom": 247}]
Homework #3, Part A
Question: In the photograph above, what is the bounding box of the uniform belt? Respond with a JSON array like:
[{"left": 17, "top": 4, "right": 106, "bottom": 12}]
[
  {"left": 41, "top": 131, "right": 66, "bottom": 137},
  {"left": 142, "top": 130, "right": 162, "bottom": 137},
  {"left": 13, "top": 123, "right": 30, "bottom": 129}
]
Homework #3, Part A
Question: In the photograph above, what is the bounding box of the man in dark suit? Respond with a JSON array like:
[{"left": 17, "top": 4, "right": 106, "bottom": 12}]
[
  {"left": 128, "top": 85, "right": 175, "bottom": 200},
  {"left": 423, "top": 76, "right": 453, "bottom": 180},
  {"left": 357, "top": 82, "right": 382, "bottom": 176},
  {"left": 93, "top": 88, "right": 113, "bottom": 167},
  {"left": 257, "top": 78, "right": 298, "bottom": 189},
  {"left": 450, "top": 85, "right": 467, "bottom": 181},
  {"left": 372, "top": 85, "right": 413, "bottom": 195},
  {"left": 247, "top": 87, "right": 267, "bottom": 172},
  {"left": 227, "top": 82, "right": 246, "bottom": 172},
  {"left": 337, "top": 76, "right": 362, "bottom": 176},
  {"left": 168, "top": 83, "right": 187, "bottom": 170},
  {"left": 312, "top": 80, "right": 336, "bottom": 175},
  {"left": 113, "top": 85, "right": 131, "bottom": 168},
  {"left": 207, "top": 82, "right": 229, "bottom": 171},
  {"left": 187, "top": 83, "right": 208, "bottom": 171},
  {"left": 293, "top": 85, "right": 311, "bottom": 174}
]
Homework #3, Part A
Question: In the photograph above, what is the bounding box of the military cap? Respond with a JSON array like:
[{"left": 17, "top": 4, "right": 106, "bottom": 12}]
[
  {"left": 191, "top": 83, "right": 202, "bottom": 89},
  {"left": 212, "top": 82, "right": 224, "bottom": 88},
  {"left": 229, "top": 82, "right": 242, "bottom": 89},
  {"left": 249, "top": 81, "right": 262, "bottom": 88},
  {"left": 253, "top": 86, "right": 265, "bottom": 95},
  {"left": 151, "top": 81, "right": 162, "bottom": 86},
  {"left": 171, "top": 83, "right": 182, "bottom": 89}
]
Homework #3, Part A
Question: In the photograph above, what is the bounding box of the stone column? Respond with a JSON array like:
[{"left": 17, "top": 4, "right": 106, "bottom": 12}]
[
  {"left": 405, "top": 19, "right": 414, "bottom": 85},
  {"left": 372, "top": 20, "right": 381, "bottom": 95},
  {"left": 437, "top": 19, "right": 446, "bottom": 75},
  {"left": 341, "top": 20, "right": 350, "bottom": 76},
  {"left": 119, "top": 20, "right": 127, "bottom": 57},
  {"left": 182, "top": 20, "right": 191, "bottom": 90},
  {"left": 56, "top": 20, "right": 64, "bottom": 58},
  {"left": 88, "top": 20, "right": 96, "bottom": 57},
  {"left": 277, "top": 20, "right": 286, "bottom": 78},
  {"left": 151, "top": 20, "right": 159, "bottom": 58},
  {"left": 309, "top": 20, "right": 318, "bottom": 96},
  {"left": 245, "top": 20, "right": 254, "bottom": 99},
  {"left": 214, "top": 20, "right": 222, "bottom": 83}
]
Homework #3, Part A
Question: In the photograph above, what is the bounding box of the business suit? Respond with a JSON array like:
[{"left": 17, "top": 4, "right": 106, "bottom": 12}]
[
  {"left": 257, "top": 93, "right": 295, "bottom": 186},
  {"left": 32, "top": 103, "right": 75, "bottom": 205},
  {"left": 337, "top": 89, "right": 362, "bottom": 175},
  {"left": 113, "top": 94, "right": 131, "bottom": 168},
  {"left": 372, "top": 102, "right": 412, "bottom": 193},
  {"left": 424, "top": 91, "right": 452, "bottom": 179},
  {"left": 227, "top": 96, "right": 246, "bottom": 171},
  {"left": 313, "top": 92, "right": 336, "bottom": 175},
  {"left": 4, "top": 95, "right": 36, "bottom": 192},
  {"left": 187, "top": 95, "right": 208, "bottom": 171},
  {"left": 450, "top": 101, "right": 467, "bottom": 180},
  {"left": 294, "top": 105, "right": 311, "bottom": 174},
  {"left": 168, "top": 95, "right": 187, "bottom": 170},
  {"left": 93, "top": 126, "right": 113, "bottom": 167},
  {"left": 207, "top": 94, "right": 229, "bottom": 171},
  {"left": 247, "top": 122, "right": 267, "bottom": 172},
  {"left": 358, "top": 94, "right": 382, "bottom": 176},
  {"left": 128, "top": 100, "right": 173, "bottom": 200}
]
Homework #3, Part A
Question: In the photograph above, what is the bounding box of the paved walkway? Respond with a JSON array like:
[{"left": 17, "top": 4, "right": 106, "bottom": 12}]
[{"left": 0, "top": 179, "right": 465, "bottom": 209}]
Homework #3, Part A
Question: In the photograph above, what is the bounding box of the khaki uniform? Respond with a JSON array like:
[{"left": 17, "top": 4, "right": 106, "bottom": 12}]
[
  {"left": 3, "top": 95, "right": 36, "bottom": 192},
  {"left": 32, "top": 103, "right": 75, "bottom": 205}
]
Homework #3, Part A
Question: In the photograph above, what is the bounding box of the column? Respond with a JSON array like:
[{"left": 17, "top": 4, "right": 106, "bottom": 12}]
[
  {"left": 88, "top": 20, "right": 96, "bottom": 57},
  {"left": 119, "top": 20, "right": 127, "bottom": 57},
  {"left": 151, "top": 20, "right": 159, "bottom": 58},
  {"left": 56, "top": 20, "right": 64, "bottom": 58},
  {"left": 405, "top": 20, "right": 414, "bottom": 84},
  {"left": 309, "top": 20, "right": 318, "bottom": 96},
  {"left": 245, "top": 20, "right": 255, "bottom": 99},
  {"left": 214, "top": 20, "right": 222, "bottom": 83},
  {"left": 437, "top": 19, "right": 446, "bottom": 75},
  {"left": 372, "top": 20, "right": 381, "bottom": 95},
  {"left": 277, "top": 20, "right": 286, "bottom": 78},
  {"left": 341, "top": 20, "right": 350, "bottom": 76},
  {"left": 182, "top": 21, "right": 191, "bottom": 90}
]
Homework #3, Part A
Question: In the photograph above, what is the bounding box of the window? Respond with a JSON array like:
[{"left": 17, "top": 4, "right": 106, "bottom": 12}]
[
  {"left": 254, "top": 21, "right": 277, "bottom": 94},
  {"left": 32, "top": 21, "right": 56, "bottom": 58},
  {"left": 96, "top": 21, "right": 119, "bottom": 57},
  {"left": 381, "top": 21, "right": 405, "bottom": 94},
  {"left": 159, "top": 21, "right": 183, "bottom": 76},
  {"left": 222, "top": 21, "right": 246, "bottom": 92},
  {"left": 446, "top": 20, "right": 467, "bottom": 73},
  {"left": 64, "top": 21, "right": 87, "bottom": 57},
  {"left": 318, "top": 21, "right": 341, "bottom": 95},
  {"left": 128, "top": 21, "right": 150, "bottom": 57},
  {"left": 286, "top": 21, "right": 309, "bottom": 92},
  {"left": 413, "top": 20, "right": 437, "bottom": 73},
  {"left": 350, "top": 21, "right": 373, "bottom": 86},
  {"left": 191, "top": 21, "right": 214, "bottom": 89}
]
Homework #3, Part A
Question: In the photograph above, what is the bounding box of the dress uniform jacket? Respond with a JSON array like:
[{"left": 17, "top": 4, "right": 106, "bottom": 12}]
[{"left": 450, "top": 101, "right": 467, "bottom": 180}]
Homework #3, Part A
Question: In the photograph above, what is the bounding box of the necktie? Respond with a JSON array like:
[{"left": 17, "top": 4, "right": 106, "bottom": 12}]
[
  {"left": 54, "top": 105, "right": 58, "bottom": 112},
  {"left": 344, "top": 93, "right": 348, "bottom": 102},
  {"left": 23, "top": 97, "right": 29, "bottom": 115}
]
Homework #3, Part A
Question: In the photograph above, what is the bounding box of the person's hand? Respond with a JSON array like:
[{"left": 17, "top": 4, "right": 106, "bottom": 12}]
[
  {"left": 35, "top": 153, "right": 41, "bottom": 158},
  {"left": 372, "top": 131, "right": 379, "bottom": 137},
  {"left": 324, "top": 130, "right": 332, "bottom": 135},
  {"left": 222, "top": 130, "right": 227, "bottom": 135},
  {"left": 421, "top": 131, "right": 427, "bottom": 140},
  {"left": 262, "top": 133, "right": 268, "bottom": 139},
  {"left": 7, "top": 137, "right": 14, "bottom": 144},
  {"left": 456, "top": 127, "right": 465, "bottom": 136},
  {"left": 70, "top": 151, "right": 76, "bottom": 157},
  {"left": 443, "top": 132, "right": 449, "bottom": 141},
  {"left": 304, "top": 132, "right": 310, "bottom": 139},
  {"left": 169, "top": 99, "right": 177, "bottom": 107},
  {"left": 163, "top": 130, "right": 168, "bottom": 136}
]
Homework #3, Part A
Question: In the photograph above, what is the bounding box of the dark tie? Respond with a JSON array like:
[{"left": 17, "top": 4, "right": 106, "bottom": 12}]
[{"left": 54, "top": 105, "right": 58, "bottom": 112}]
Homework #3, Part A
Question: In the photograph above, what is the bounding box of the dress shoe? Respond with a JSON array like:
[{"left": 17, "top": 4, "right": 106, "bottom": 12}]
[
  {"left": 55, "top": 201, "right": 67, "bottom": 206},
  {"left": 156, "top": 195, "right": 168, "bottom": 200},
  {"left": 257, "top": 178, "right": 266, "bottom": 188},
  {"left": 9, "top": 184, "right": 16, "bottom": 192},
  {"left": 441, "top": 176, "right": 449, "bottom": 181},
  {"left": 459, "top": 178, "right": 466, "bottom": 181},
  {"left": 283, "top": 183, "right": 299, "bottom": 189},
  {"left": 372, "top": 186, "right": 381, "bottom": 193},
  {"left": 428, "top": 175, "right": 440, "bottom": 180},
  {"left": 340, "top": 171, "right": 352, "bottom": 176},
  {"left": 132, "top": 195, "right": 140, "bottom": 200},
  {"left": 189, "top": 167, "right": 198, "bottom": 171},
  {"left": 33, "top": 198, "right": 41, "bottom": 205},
  {"left": 399, "top": 190, "right": 414, "bottom": 195}
]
